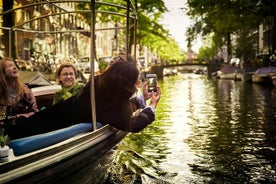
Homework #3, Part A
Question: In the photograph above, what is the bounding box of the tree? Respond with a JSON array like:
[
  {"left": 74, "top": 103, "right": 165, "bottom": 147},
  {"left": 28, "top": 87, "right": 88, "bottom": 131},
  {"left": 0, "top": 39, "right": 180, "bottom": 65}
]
[
  {"left": 197, "top": 33, "right": 219, "bottom": 62},
  {"left": 186, "top": 0, "right": 270, "bottom": 63},
  {"left": 77, "top": 0, "right": 184, "bottom": 63},
  {"left": 2, "top": 1, "right": 185, "bottom": 63},
  {"left": 258, "top": 0, "right": 276, "bottom": 52}
]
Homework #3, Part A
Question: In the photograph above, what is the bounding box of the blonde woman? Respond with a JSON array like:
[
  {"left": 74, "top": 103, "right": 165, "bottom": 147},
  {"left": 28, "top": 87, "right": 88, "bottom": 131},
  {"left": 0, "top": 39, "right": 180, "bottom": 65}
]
[{"left": 53, "top": 62, "right": 85, "bottom": 105}]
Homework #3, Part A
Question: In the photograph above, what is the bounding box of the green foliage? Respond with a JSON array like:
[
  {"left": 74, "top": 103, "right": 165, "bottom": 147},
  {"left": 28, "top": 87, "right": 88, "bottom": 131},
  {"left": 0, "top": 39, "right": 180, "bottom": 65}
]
[
  {"left": 0, "top": 135, "right": 4, "bottom": 147},
  {"left": 0, "top": 128, "right": 4, "bottom": 147},
  {"left": 186, "top": 0, "right": 273, "bottom": 60},
  {"left": 235, "top": 32, "right": 256, "bottom": 63},
  {"left": 197, "top": 34, "right": 217, "bottom": 61},
  {"left": 77, "top": 0, "right": 128, "bottom": 24},
  {"left": 98, "top": 61, "right": 109, "bottom": 70},
  {"left": 136, "top": 0, "right": 186, "bottom": 62},
  {"left": 76, "top": 0, "right": 184, "bottom": 62}
]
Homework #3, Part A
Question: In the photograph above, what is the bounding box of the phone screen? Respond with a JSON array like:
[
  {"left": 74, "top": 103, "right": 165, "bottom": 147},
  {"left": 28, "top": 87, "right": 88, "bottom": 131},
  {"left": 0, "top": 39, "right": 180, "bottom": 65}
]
[{"left": 146, "top": 74, "right": 157, "bottom": 92}]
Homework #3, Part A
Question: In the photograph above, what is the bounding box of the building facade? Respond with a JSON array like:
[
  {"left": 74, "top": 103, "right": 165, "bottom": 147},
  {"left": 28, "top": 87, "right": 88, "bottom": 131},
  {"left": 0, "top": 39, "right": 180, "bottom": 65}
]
[{"left": 0, "top": 0, "right": 123, "bottom": 64}]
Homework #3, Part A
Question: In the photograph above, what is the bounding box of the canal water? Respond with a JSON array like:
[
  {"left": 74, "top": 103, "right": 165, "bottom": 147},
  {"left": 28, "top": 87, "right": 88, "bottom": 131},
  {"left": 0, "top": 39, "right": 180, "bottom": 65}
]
[{"left": 104, "top": 73, "right": 276, "bottom": 184}]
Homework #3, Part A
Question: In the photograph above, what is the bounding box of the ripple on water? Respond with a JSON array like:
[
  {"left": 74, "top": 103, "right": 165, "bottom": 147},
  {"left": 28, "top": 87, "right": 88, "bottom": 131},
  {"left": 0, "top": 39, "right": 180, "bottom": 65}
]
[{"left": 105, "top": 74, "right": 276, "bottom": 184}]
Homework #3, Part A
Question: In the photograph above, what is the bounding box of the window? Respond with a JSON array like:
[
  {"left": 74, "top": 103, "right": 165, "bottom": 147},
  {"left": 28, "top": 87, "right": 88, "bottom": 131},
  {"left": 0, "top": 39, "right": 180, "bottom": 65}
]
[
  {"left": 45, "top": 20, "right": 50, "bottom": 32},
  {"left": 23, "top": 11, "right": 31, "bottom": 28},
  {"left": 23, "top": 39, "right": 32, "bottom": 60}
]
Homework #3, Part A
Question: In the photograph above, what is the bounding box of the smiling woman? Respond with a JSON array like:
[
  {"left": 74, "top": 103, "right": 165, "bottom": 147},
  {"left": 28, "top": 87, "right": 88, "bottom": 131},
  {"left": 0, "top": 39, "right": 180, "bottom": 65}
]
[{"left": 52, "top": 62, "right": 85, "bottom": 105}]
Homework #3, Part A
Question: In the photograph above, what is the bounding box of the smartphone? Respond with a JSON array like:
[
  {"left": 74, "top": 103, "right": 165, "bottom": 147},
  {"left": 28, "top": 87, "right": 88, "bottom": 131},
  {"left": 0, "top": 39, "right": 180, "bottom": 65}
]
[{"left": 146, "top": 74, "right": 157, "bottom": 92}]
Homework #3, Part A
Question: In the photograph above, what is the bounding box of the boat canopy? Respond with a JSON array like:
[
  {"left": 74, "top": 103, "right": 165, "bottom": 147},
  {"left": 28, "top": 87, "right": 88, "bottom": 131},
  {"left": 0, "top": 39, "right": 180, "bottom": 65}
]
[{"left": 19, "top": 71, "right": 52, "bottom": 87}]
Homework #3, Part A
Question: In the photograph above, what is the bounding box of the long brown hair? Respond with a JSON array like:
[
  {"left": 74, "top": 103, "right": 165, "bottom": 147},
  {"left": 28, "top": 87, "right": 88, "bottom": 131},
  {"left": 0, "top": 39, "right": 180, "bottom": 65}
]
[
  {"left": 0, "top": 58, "right": 25, "bottom": 106},
  {"left": 98, "top": 62, "right": 139, "bottom": 105}
]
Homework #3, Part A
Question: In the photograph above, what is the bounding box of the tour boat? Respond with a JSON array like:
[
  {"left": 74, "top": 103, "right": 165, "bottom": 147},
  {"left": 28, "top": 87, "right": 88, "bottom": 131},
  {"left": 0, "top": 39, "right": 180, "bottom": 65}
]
[
  {"left": 0, "top": 84, "right": 128, "bottom": 183},
  {"left": 0, "top": 0, "right": 136, "bottom": 183}
]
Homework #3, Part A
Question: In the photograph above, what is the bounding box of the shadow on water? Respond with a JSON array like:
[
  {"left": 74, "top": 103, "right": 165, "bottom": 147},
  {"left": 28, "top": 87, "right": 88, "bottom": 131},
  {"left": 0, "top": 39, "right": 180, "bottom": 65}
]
[
  {"left": 104, "top": 73, "right": 276, "bottom": 184},
  {"left": 104, "top": 124, "right": 176, "bottom": 183}
]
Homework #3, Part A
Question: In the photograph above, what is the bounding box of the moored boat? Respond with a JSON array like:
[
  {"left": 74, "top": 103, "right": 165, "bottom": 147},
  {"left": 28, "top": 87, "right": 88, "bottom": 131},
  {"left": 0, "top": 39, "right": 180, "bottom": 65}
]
[
  {"left": 236, "top": 67, "right": 259, "bottom": 82},
  {"left": 0, "top": 84, "right": 128, "bottom": 184},
  {"left": 251, "top": 66, "right": 276, "bottom": 84},
  {"left": 216, "top": 65, "right": 241, "bottom": 80},
  {"left": 216, "top": 65, "right": 258, "bottom": 82}
]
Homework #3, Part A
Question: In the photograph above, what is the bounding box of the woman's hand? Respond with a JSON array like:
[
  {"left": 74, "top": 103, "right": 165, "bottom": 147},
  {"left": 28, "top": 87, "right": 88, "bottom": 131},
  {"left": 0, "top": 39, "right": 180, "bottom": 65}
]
[
  {"left": 16, "top": 112, "right": 35, "bottom": 118},
  {"left": 149, "top": 86, "right": 161, "bottom": 108}
]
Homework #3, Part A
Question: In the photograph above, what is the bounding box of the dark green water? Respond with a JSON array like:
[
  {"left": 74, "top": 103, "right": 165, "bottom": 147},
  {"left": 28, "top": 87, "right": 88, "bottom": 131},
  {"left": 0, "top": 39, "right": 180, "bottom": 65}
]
[{"left": 105, "top": 73, "right": 276, "bottom": 184}]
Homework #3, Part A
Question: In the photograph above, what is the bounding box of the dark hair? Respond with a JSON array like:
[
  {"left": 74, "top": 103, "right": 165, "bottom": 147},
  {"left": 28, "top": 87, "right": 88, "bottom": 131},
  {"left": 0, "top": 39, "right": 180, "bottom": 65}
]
[
  {"left": 98, "top": 62, "right": 139, "bottom": 104},
  {"left": 120, "top": 52, "right": 136, "bottom": 64},
  {"left": 111, "top": 52, "right": 137, "bottom": 66}
]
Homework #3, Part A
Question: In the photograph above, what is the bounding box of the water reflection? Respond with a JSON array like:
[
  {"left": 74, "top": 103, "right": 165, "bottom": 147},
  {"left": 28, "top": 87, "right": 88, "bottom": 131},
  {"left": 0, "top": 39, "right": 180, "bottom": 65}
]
[{"left": 105, "top": 73, "right": 276, "bottom": 184}]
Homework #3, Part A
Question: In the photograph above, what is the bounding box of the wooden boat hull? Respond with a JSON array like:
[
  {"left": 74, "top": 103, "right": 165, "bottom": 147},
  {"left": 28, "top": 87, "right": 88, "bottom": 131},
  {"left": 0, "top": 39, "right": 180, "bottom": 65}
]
[
  {"left": 217, "top": 71, "right": 254, "bottom": 82},
  {"left": 0, "top": 125, "right": 127, "bottom": 184},
  {"left": 217, "top": 72, "right": 240, "bottom": 80},
  {"left": 0, "top": 1, "right": 137, "bottom": 183},
  {"left": 0, "top": 84, "right": 128, "bottom": 184},
  {"left": 236, "top": 73, "right": 254, "bottom": 82},
  {"left": 251, "top": 67, "right": 276, "bottom": 84},
  {"left": 216, "top": 66, "right": 257, "bottom": 82},
  {"left": 252, "top": 74, "right": 273, "bottom": 84},
  {"left": 217, "top": 72, "right": 252, "bottom": 81}
]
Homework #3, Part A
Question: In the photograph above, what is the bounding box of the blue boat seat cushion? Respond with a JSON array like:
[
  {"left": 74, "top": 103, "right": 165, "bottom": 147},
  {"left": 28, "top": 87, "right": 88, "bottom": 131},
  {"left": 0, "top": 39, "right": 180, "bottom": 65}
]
[{"left": 9, "top": 122, "right": 101, "bottom": 156}]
